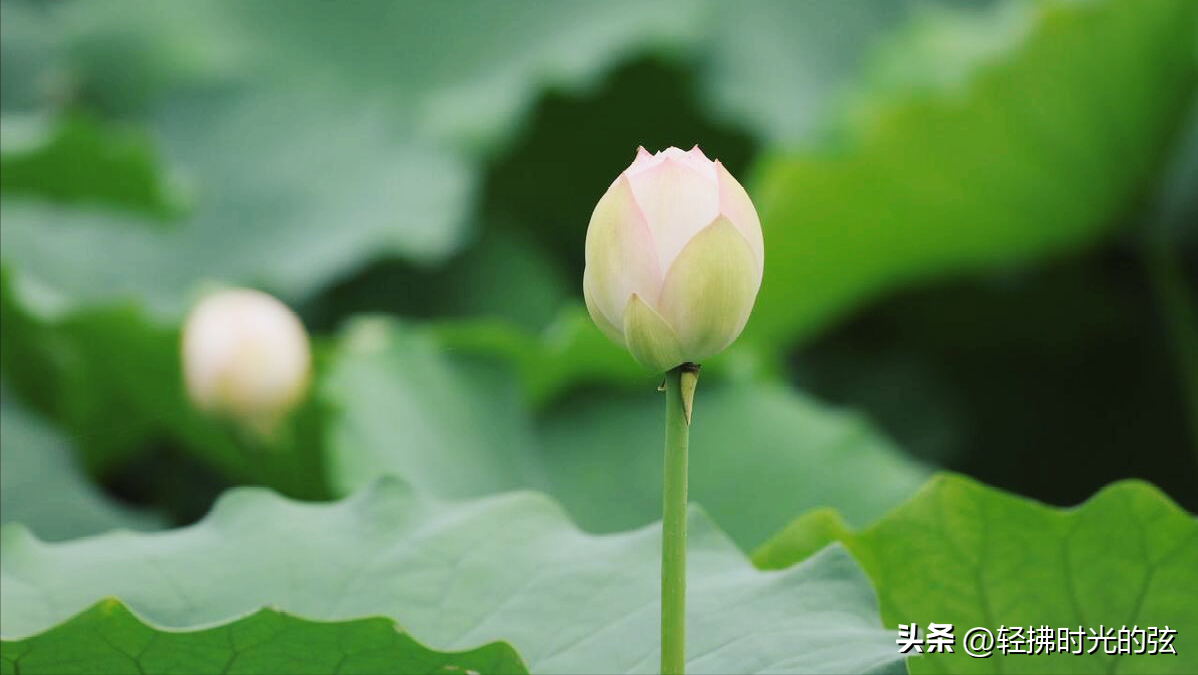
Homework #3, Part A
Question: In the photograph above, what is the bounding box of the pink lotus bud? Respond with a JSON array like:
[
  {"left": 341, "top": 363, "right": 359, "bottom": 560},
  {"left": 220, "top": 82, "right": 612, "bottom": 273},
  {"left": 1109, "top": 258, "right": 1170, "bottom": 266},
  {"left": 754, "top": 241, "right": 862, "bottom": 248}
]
[
  {"left": 583, "top": 146, "right": 764, "bottom": 372},
  {"left": 181, "top": 289, "right": 311, "bottom": 436}
]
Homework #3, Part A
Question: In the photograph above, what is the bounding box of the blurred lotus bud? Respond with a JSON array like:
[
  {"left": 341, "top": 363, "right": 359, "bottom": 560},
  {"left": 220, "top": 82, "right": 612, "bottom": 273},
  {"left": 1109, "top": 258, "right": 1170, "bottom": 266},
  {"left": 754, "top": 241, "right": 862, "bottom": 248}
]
[
  {"left": 181, "top": 288, "right": 311, "bottom": 436},
  {"left": 583, "top": 146, "right": 764, "bottom": 372}
]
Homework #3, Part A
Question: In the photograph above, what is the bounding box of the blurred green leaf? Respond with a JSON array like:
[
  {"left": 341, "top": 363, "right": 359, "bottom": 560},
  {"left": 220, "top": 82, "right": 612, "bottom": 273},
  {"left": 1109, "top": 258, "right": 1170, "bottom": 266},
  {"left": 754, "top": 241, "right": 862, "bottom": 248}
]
[
  {"left": 754, "top": 474, "right": 1198, "bottom": 674},
  {"left": 0, "top": 599, "right": 528, "bottom": 675},
  {"left": 0, "top": 89, "right": 474, "bottom": 319},
  {"left": 306, "top": 227, "right": 575, "bottom": 335},
  {"left": 212, "top": 1, "right": 709, "bottom": 154},
  {"left": 1, "top": 270, "right": 165, "bottom": 471},
  {"left": 58, "top": 0, "right": 710, "bottom": 150},
  {"left": 429, "top": 306, "right": 650, "bottom": 407},
  {"left": 535, "top": 380, "right": 930, "bottom": 550},
  {"left": 0, "top": 1, "right": 62, "bottom": 114},
  {"left": 1149, "top": 97, "right": 1198, "bottom": 245},
  {"left": 702, "top": 0, "right": 918, "bottom": 145},
  {"left": 0, "top": 270, "right": 330, "bottom": 500},
  {"left": 744, "top": 0, "right": 1198, "bottom": 349},
  {"left": 324, "top": 317, "right": 927, "bottom": 550},
  {"left": 0, "top": 392, "right": 160, "bottom": 541},
  {"left": 0, "top": 114, "right": 174, "bottom": 215},
  {"left": 321, "top": 318, "right": 536, "bottom": 499},
  {"left": 0, "top": 479, "right": 905, "bottom": 675},
  {"left": 429, "top": 304, "right": 779, "bottom": 410}
]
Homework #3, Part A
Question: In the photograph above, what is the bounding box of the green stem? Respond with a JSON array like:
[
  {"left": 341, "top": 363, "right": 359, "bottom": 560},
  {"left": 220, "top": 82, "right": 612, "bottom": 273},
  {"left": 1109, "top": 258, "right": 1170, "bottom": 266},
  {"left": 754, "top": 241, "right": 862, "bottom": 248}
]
[
  {"left": 1143, "top": 240, "right": 1198, "bottom": 456},
  {"left": 661, "top": 364, "right": 696, "bottom": 675}
]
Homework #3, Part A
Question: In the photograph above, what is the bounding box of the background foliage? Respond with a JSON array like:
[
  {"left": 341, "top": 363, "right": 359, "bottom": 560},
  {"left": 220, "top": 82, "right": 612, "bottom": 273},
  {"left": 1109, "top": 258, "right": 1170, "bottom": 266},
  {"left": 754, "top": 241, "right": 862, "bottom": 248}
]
[{"left": 1, "top": 0, "right": 1196, "bottom": 673}]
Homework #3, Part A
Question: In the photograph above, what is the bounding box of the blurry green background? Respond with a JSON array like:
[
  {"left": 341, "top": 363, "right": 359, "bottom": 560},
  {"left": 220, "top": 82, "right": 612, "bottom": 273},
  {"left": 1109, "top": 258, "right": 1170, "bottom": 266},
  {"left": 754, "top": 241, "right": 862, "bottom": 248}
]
[{"left": 1, "top": 0, "right": 1196, "bottom": 544}]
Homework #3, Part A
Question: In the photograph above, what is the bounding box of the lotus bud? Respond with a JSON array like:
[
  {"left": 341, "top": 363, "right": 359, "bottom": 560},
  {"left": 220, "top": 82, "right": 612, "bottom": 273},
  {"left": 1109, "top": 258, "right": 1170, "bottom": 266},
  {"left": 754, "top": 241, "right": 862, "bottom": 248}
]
[
  {"left": 181, "top": 288, "right": 311, "bottom": 436},
  {"left": 583, "top": 146, "right": 764, "bottom": 372}
]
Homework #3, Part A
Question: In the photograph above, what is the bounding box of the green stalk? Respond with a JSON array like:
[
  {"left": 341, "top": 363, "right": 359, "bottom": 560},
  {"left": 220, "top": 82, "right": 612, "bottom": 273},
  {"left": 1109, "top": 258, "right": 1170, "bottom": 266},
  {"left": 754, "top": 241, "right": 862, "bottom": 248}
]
[
  {"left": 1143, "top": 240, "right": 1198, "bottom": 455},
  {"left": 661, "top": 364, "right": 697, "bottom": 675}
]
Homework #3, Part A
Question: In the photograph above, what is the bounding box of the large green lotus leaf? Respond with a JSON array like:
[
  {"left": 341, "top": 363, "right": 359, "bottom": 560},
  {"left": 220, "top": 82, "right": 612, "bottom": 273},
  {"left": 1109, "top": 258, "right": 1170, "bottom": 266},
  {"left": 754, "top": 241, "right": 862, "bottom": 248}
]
[
  {"left": 321, "top": 317, "right": 536, "bottom": 499},
  {"left": 0, "top": 599, "right": 528, "bottom": 675},
  {"left": 1, "top": 8, "right": 473, "bottom": 317},
  {"left": 0, "top": 392, "right": 160, "bottom": 541},
  {"left": 209, "top": 1, "right": 710, "bottom": 153},
  {"left": 753, "top": 474, "right": 1198, "bottom": 674},
  {"left": 324, "top": 317, "right": 927, "bottom": 551},
  {"left": 742, "top": 0, "right": 1198, "bottom": 349},
  {"left": 0, "top": 90, "right": 473, "bottom": 320},
  {"left": 0, "top": 479, "right": 906, "bottom": 675},
  {"left": 57, "top": 0, "right": 710, "bottom": 150}
]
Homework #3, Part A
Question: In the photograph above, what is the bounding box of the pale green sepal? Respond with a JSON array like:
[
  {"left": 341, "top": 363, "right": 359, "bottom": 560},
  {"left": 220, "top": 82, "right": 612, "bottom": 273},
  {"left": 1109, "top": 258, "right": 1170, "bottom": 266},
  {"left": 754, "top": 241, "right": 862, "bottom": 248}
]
[{"left": 623, "top": 293, "right": 685, "bottom": 372}]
